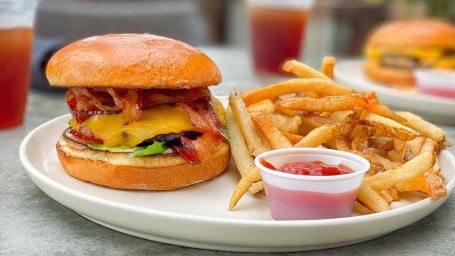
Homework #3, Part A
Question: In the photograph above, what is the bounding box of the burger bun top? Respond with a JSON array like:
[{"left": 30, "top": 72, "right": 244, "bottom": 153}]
[
  {"left": 46, "top": 33, "right": 222, "bottom": 89},
  {"left": 365, "top": 18, "right": 455, "bottom": 49}
]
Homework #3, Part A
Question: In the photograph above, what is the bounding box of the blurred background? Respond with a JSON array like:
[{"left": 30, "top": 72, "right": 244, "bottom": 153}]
[{"left": 32, "top": 0, "right": 455, "bottom": 91}]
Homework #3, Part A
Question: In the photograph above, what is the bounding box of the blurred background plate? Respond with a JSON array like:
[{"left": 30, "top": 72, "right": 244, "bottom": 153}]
[{"left": 334, "top": 59, "right": 455, "bottom": 125}]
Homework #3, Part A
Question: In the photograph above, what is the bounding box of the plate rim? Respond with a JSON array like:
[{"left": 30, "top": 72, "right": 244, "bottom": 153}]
[{"left": 19, "top": 113, "right": 455, "bottom": 251}]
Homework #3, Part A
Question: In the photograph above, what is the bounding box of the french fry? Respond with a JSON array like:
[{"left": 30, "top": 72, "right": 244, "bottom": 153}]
[
  {"left": 357, "top": 183, "right": 390, "bottom": 212},
  {"left": 282, "top": 131, "right": 304, "bottom": 144},
  {"left": 228, "top": 167, "right": 262, "bottom": 210},
  {"left": 282, "top": 59, "right": 331, "bottom": 79},
  {"left": 364, "top": 141, "right": 436, "bottom": 191},
  {"left": 225, "top": 108, "right": 255, "bottom": 177},
  {"left": 269, "top": 113, "right": 301, "bottom": 134},
  {"left": 396, "top": 111, "right": 450, "bottom": 146},
  {"left": 226, "top": 107, "right": 264, "bottom": 200},
  {"left": 229, "top": 89, "right": 270, "bottom": 156},
  {"left": 353, "top": 201, "right": 374, "bottom": 215},
  {"left": 351, "top": 126, "right": 370, "bottom": 152},
  {"left": 362, "top": 92, "right": 405, "bottom": 123},
  {"left": 242, "top": 78, "right": 352, "bottom": 106},
  {"left": 360, "top": 112, "right": 418, "bottom": 141},
  {"left": 247, "top": 99, "right": 276, "bottom": 114},
  {"left": 278, "top": 94, "right": 367, "bottom": 112},
  {"left": 321, "top": 56, "right": 336, "bottom": 79},
  {"left": 294, "top": 124, "right": 337, "bottom": 148},
  {"left": 395, "top": 172, "right": 447, "bottom": 199},
  {"left": 250, "top": 111, "right": 293, "bottom": 149}
]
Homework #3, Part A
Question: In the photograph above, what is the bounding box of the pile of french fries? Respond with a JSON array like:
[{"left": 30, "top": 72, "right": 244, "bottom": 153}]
[{"left": 227, "top": 57, "right": 451, "bottom": 214}]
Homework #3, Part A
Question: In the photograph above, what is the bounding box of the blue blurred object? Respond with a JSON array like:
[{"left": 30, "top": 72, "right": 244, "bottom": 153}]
[{"left": 31, "top": 36, "right": 67, "bottom": 92}]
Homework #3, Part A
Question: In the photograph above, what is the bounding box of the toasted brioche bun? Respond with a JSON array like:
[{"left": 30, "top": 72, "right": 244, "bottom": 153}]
[
  {"left": 56, "top": 132, "right": 231, "bottom": 190},
  {"left": 46, "top": 33, "right": 222, "bottom": 89},
  {"left": 364, "top": 19, "right": 455, "bottom": 86},
  {"left": 365, "top": 19, "right": 455, "bottom": 48}
]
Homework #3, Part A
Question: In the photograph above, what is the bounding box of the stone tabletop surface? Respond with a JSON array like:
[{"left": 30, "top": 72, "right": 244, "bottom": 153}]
[{"left": 2, "top": 47, "right": 455, "bottom": 256}]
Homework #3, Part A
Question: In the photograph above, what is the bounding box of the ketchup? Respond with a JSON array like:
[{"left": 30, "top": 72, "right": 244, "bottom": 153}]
[{"left": 261, "top": 159, "right": 353, "bottom": 176}]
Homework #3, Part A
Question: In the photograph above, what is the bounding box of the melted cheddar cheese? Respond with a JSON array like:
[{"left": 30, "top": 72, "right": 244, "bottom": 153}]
[
  {"left": 365, "top": 47, "right": 455, "bottom": 69},
  {"left": 71, "top": 104, "right": 194, "bottom": 147}
]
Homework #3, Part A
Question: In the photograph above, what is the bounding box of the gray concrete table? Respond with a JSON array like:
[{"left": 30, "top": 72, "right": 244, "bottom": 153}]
[{"left": 2, "top": 47, "right": 455, "bottom": 256}]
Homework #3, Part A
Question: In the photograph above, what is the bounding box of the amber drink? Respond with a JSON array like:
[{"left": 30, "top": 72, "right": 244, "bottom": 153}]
[
  {"left": 0, "top": 0, "right": 38, "bottom": 129},
  {"left": 248, "top": 0, "right": 313, "bottom": 75}
]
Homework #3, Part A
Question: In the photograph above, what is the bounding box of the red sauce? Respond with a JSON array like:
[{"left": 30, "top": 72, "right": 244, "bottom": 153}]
[
  {"left": 265, "top": 182, "right": 358, "bottom": 220},
  {"left": 261, "top": 159, "right": 353, "bottom": 176},
  {"left": 0, "top": 28, "right": 34, "bottom": 129}
]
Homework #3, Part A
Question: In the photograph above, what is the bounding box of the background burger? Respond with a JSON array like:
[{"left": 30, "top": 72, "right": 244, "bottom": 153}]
[
  {"left": 45, "top": 33, "right": 230, "bottom": 190},
  {"left": 363, "top": 18, "right": 455, "bottom": 87}
]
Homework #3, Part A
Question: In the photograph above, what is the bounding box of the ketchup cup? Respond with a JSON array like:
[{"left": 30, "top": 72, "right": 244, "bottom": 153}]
[{"left": 255, "top": 148, "right": 370, "bottom": 220}]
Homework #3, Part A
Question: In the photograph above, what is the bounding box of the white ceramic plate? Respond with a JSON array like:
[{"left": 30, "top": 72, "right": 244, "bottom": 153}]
[
  {"left": 334, "top": 59, "right": 455, "bottom": 125},
  {"left": 20, "top": 114, "right": 455, "bottom": 252}
]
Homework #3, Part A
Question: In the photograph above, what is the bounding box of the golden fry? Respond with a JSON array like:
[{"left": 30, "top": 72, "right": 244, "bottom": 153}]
[
  {"left": 249, "top": 181, "right": 264, "bottom": 195},
  {"left": 353, "top": 201, "right": 374, "bottom": 215},
  {"left": 242, "top": 78, "right": 352, "bottom": 106},
  {"left": 250, "top": 111, "right": 293, "bottom": 149},
  {"left": 226, "top": 108, "right": 265, "bottom": 199},
  {"left": 321, "top": 56, "right": 336, "bottom": 79},
  {"left": 229, "top": 89, "right": 270, "bottom": 156},
  {"left": 362, "top": 92, "right": 405, "bottom": 123},
  {"left": 294, "top": 124, "right": 337, "bottom": 148},
  {"left": 357, "top": 183, "right": 390, "bottom": 212},
  {"left": 269, "top": 113, "right": 302, "bottom": 134},
  {"left": 247, "top": 99, "right": 276, "bottom": 114},
  {"left": 282, "top": 59, "right": 330, "bottom": 79},
  {"left": 278, "top": 94, "right": 367, "bottom": 112},
  {"left": 364, "top": 142, "right": 436, "bottom": 191},
  {"left": 361, "top": 112, "right": 418, "bottom": 141},
  {"left": 225, "top": 108, "right": 256, "bottom": 177},
  {"left": 396, "top": 111, "right": 450, "bottom": 146},
  {"left": 351, "top": 126, "right": 370, "bottom": 152},
  {"left": 229, "top": 167, "right": 262, "bottom": 210}
]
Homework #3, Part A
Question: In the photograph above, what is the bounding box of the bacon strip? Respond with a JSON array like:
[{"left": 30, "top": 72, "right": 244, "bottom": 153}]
[
  {"left": 171, "top": 136, "right": 200, "bottom": 165},
  {"left": 67, "top": 87, "right": 212, "bottom": 124},
  {"left": 176, "top": 100, "right": 224, "bottom": 139},
  {"left": 107, "top": 89, "right": 142, "bottom": 124}
]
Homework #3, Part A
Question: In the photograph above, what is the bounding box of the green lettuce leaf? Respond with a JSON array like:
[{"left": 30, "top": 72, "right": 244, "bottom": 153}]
[{"left": 128, "top": 141, "right": 169, "bottom": 158}]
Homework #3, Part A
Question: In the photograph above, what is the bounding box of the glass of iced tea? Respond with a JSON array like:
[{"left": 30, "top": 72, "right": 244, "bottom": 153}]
[
  {"left": 0, "top": 0, "right": 39, "bottom": 129},
  {"left": 247, "top": 0, "right": 314, "bottom": 76}
]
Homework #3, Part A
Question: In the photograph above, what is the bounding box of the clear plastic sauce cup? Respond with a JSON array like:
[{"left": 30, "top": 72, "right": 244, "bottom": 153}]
[
  {"left": 255, "top": 148, "right": 370, "bottom": 220},
  {"left": 414, "top": 69, "right": 455, "bottom": 99}
]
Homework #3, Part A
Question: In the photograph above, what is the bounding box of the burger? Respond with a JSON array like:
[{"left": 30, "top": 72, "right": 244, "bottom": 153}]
[
  {"left": 45, "top": 33, "right": 231, "bottom": 190},
  {"left": 363, "top": 18, "right": 455, "bottom": 87}
]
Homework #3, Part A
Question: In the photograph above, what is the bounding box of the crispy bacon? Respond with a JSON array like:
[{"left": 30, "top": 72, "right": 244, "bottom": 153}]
[
  {"left": 141, "top": 87, "right": 211, "bottom": 107},
  {"left": 171, "top": 136, "right": 200, "bottom": 165},
  {"left": 67, "top": 87, "right": 212, "bottom": 124},
  {"left": 176, "top": 99, "right": 224, "bottom": 139},
  {"left": 68, "top": 128, "right": 103, "bottom": 144},
  {"left": 106, "top": 89, "right": 142, "bottom": 124}
]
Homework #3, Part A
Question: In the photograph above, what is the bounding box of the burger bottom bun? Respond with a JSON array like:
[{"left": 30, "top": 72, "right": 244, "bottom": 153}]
[
  {"left": 56, "top": 132, "right": 231, "bottom": 190},
  {"left": 363, "top": 62, "right": 415, "bottom": 87}
]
